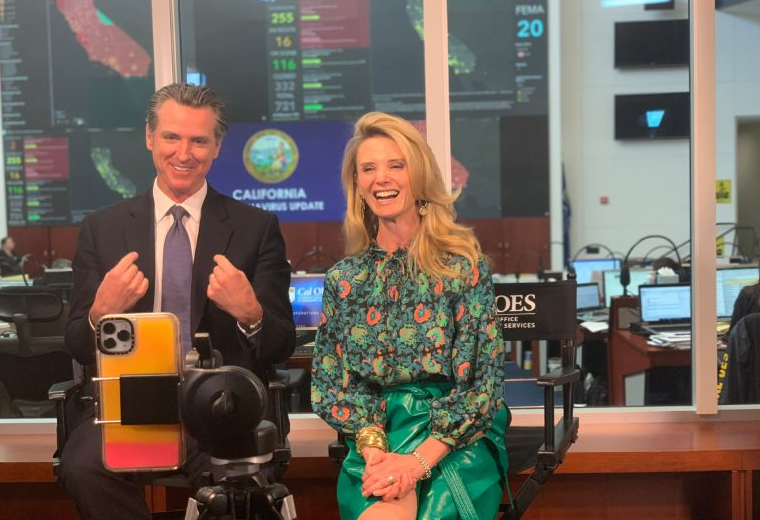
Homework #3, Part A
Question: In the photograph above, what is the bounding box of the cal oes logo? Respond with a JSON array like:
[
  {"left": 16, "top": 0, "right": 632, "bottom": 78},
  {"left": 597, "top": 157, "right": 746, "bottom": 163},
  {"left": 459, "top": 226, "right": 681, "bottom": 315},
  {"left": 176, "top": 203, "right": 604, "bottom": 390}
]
[{"left": 242, "top": 129, "right": 299, "bottom": 184}]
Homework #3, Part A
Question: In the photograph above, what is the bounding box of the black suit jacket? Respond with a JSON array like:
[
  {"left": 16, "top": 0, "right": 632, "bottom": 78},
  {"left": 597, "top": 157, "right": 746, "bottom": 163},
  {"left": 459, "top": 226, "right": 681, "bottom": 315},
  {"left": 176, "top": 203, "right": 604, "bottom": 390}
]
[{"left": 65, "top": 186, "right": 295, "bottom": 385}]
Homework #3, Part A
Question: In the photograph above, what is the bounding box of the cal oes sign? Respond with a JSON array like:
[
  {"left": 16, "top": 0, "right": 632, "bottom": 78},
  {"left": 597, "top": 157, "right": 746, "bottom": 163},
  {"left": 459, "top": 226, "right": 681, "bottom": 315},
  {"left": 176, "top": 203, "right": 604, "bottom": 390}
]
[{"left": 494, "top": 281, "right": 577, "bottom": 341}]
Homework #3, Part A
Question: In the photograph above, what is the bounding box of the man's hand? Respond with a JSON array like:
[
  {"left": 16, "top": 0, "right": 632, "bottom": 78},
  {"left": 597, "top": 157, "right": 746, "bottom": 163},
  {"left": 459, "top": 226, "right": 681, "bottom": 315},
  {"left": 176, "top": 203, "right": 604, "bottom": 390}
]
[
  {"left": 89, "top": 252, "right": 149, "bottom": 324},
  {"left": 207, "top": 254, "right": 262, "bottom": 327}
]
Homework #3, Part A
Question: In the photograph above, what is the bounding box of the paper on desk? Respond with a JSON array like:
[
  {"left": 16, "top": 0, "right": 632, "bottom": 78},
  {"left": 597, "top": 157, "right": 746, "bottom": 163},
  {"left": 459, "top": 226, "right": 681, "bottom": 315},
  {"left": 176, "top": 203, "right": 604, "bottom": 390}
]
[
  {"left": 581, "top": 321, "right": 608, "bottom": 333},
  {"left": 648, "top": 333, "right": 691, "bottom": 349}
]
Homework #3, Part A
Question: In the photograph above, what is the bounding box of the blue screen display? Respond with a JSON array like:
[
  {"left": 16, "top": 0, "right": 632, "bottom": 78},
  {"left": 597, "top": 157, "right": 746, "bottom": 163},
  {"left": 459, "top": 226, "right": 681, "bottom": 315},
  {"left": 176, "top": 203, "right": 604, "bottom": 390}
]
[
  {"left": 602, "top": 268, "right": 651, "bottom": 307},
  {"left": 571, "top": 258, "right": 621, "bottom": 284},
  {"left": 289, "top": 274, "right": 325, "bottom": 329},
  {"left": 716, "top": 267, "right": 758, "bottom": 318}
]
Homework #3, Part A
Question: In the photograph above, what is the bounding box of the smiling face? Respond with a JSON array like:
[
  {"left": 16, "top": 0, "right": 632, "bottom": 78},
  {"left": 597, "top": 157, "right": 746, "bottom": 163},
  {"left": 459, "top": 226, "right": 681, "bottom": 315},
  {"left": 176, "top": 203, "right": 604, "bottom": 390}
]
[
  {"left": 356, "top": 136, "right": 418, "bottom": 226},
  {"left": 146, "top": 99, "right": 222, "bottom": 203}
]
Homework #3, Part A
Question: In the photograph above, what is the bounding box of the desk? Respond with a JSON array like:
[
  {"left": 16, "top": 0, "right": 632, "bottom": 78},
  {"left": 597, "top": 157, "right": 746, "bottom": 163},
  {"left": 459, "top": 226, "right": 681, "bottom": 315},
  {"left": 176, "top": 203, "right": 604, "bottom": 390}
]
[
  {"left": 4, "top": 415, "right": 760, "bottom": 520},
  {"left": 608, "top": 329, "right": 691, "bottom": 406}
]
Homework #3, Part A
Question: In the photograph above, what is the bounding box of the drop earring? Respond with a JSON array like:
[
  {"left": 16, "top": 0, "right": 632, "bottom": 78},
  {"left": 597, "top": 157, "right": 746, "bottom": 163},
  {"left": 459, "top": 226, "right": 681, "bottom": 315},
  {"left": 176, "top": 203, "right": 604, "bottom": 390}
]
[{"left": 418, "top": 200, "right": 429, "bottom": 216}]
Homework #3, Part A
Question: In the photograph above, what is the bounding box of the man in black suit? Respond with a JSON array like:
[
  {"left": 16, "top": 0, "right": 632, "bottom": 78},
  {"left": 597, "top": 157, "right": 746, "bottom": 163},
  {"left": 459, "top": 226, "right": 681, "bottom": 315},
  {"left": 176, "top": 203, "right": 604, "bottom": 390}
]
[{"left": 59, "top": 83, "right": 295, "bottom": 520}]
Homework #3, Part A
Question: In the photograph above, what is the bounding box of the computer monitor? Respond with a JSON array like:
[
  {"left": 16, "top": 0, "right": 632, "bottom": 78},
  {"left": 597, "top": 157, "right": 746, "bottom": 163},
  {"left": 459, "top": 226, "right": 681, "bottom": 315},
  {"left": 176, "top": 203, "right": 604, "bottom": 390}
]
[
  {"left": 289, "top": 273, "right": 325, "bottom": 330},
  {"left": 716, "top": 266, "right": 758, "bottom": 318},
  {"left": 570, "top": 258, "right": 621, "bottom": 284},
  {"left": 576, "top": 282, "right": 602, "bottom": 311},
  {"left": 602, "top": 268, "right": 651, "bottom": 307},
  {"left": 638, "top": 283, "right": 691, "bottom": 323}
]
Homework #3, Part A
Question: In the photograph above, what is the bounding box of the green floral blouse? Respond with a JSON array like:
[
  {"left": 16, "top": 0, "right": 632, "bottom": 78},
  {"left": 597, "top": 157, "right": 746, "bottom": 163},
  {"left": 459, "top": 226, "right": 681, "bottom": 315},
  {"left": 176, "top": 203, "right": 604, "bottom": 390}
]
[{"left": 310, "top": 244, "right": 505, "bottom": 450}]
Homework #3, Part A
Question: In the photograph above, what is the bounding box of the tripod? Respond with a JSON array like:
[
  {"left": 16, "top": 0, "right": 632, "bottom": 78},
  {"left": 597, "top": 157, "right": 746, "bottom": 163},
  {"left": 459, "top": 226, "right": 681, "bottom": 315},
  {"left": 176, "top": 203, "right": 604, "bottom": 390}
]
[
  {"left": 180, "top": 337, "right": 299, "bottom": 520},
  {"left": 185, "top": 455, "right": 297, "bottom": 520}
]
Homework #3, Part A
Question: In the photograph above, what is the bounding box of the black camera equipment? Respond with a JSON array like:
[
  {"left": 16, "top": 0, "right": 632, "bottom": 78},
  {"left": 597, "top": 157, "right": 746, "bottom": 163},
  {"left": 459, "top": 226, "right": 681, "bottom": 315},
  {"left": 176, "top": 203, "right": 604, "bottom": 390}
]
[{"left": 180, "top": 333, "right": 298, "bottom": 520}]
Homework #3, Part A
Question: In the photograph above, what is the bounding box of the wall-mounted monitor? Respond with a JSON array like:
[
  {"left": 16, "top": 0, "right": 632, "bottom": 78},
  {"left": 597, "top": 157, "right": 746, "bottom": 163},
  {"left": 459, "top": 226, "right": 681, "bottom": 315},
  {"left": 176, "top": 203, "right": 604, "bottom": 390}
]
[
  {"left": 614, "top": 19, "right": 689, "bottom": 68},
  {"left": 614, "top": 92, "right": 690, "bottom": 140}
]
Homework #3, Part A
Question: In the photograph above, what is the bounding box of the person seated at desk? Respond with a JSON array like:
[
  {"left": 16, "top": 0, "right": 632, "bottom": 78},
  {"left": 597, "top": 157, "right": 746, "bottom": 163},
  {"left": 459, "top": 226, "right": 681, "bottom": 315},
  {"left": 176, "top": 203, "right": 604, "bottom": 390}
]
[{"left": 0, "top": 237, "right": 23, "bottom": 277}]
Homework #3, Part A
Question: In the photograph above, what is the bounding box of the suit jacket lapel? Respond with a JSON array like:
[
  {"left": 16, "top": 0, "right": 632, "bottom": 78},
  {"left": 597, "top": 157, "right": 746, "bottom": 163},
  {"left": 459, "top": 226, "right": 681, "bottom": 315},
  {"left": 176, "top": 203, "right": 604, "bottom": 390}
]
[
  {"left": 192, "top": 187, "right": 232, "bottom": 333},
  {"left": 126, "top": 191, "right": 155, "bottom": 313}
]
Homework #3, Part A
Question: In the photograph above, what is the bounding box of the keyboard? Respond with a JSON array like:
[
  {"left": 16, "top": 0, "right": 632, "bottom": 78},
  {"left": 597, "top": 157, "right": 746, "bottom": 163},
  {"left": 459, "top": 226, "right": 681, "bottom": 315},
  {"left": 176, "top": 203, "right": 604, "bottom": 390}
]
[
  {"left": 577, "top": 309, "right": 609, "bottom": 322},
  {"left": 642, "top": 322, "right": 691, "bottom": 334},
  {"left": 293, "top": 343, "right": 315, "bottom": 357}
]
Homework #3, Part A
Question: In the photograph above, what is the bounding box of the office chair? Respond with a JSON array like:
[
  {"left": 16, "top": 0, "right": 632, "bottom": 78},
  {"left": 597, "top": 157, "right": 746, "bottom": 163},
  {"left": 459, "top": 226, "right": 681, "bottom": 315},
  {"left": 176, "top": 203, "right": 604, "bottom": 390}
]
[
  {"left": 0, "top": 286, "right": 72, "bottom": 418},
  {"left": 293, "top": 246, "right": 337, "bottom": 274},
  {"left": 718, "top": 312, "right": 760, "bottom": 404},
  {"left": 49, "top": 335, "right": 294, "bottom": 519},
  {"left": 327, "top": 279, "right": 580, "bottom": 520}
]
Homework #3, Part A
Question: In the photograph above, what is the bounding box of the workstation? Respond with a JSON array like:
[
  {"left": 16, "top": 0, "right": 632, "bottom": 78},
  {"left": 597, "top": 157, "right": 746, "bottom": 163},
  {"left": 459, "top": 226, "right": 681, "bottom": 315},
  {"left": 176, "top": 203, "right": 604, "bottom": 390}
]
[{"left": 3, "top": 1, "right": 760, "bottom": 519}]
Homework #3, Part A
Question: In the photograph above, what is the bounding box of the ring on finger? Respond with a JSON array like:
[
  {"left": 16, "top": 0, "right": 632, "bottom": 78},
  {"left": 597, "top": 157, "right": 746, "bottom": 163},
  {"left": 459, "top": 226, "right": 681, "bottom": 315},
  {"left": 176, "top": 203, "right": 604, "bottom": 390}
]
[{"left": 387, "top": 475, "right": 394, "bottom": 486}]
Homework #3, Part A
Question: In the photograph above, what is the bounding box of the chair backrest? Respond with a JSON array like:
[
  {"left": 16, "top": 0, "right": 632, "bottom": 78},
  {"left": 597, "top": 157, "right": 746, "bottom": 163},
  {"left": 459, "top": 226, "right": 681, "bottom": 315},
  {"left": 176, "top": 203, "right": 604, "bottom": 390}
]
[
  {"left": 0, "top": 285, "right": 64, "bottom": 322},
  {"left": 0, "top": 286, "right": 71, "bottom": 418},
  {"left": 718, "top": 312, "right": 760, "bottom": 404},
  {"left": 494, "top": 280, "right": 578, "bottom": 342}
]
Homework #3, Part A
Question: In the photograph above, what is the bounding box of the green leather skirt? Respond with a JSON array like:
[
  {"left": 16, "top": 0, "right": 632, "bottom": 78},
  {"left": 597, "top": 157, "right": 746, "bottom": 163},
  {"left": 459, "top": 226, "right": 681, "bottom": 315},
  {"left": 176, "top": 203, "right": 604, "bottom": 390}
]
[{"left": 337, "top": 381, "right": 510, "bottom": 520}]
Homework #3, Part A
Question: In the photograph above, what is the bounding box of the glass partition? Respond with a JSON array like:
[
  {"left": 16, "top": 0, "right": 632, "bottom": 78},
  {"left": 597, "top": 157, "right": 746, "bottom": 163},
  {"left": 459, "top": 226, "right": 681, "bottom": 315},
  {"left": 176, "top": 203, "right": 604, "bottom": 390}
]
[
  {"left": 0, "top": 0, "right": 154, "bottom": 419},
  {"left": 177, "top": 0, "right": 430, "bottom": 414},
  {"left": 4, "top": 0, "right": 754, "bottom": 423},
  {"left": 714, "top": 1, "right": 760, "bottom": 407},
  {"left": 446, "top": 0, "right": 694, "bottom": 407}
]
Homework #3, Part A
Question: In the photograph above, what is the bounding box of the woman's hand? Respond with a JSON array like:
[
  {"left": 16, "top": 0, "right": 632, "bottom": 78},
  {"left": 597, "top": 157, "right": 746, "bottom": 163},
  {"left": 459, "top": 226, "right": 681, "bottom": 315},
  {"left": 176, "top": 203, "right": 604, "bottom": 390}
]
[{"left": 361, "top": 452, "right": 424, "bottom": 501}]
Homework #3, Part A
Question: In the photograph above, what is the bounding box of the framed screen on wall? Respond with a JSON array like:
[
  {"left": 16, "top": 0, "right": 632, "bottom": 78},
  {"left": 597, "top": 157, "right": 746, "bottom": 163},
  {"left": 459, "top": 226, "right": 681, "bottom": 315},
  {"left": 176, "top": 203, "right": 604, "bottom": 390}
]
[
  {"left": 614, "top": 19, "right": 689, "bottom": 68},
  {"left": 614, "top": 92, "right": 690, "bottom": 140}
]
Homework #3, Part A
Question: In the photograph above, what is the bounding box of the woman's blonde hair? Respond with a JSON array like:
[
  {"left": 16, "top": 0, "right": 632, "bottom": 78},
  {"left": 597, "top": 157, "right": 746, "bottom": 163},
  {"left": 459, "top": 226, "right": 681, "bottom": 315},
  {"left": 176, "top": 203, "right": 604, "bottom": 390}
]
[{"left": 341, "top": 111, "right": 481, "bottom": 279}]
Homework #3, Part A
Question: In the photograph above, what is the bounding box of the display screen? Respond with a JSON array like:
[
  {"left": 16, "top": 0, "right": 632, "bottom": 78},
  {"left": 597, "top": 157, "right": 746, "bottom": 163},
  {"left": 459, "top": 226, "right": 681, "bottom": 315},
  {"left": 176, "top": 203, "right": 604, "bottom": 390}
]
[
  {"left": 180, "top": 0, "right": 550, "bottom": 222},
  {"left": 615, "top": 92, "right": 690, "bottom": 140},
  {"left": 716, "top": 266, "right": 758, "bottom": 318},
  {"left": 614, "top": 19, "right": 689, "bottom": 69},
  {"left": 1, "top": 0, "right": 155, "bottom": 226},
  {"left": 289, "top": 273, "right": 325, "bottom": 329},
  {"left": 576, "top": 282, "right": 602, "bottom": 311},
  {"left": 639, "top": 283, "right": 691, "bottom": 323},
  {"left": 571, "top": 258, "right": 621, "bottom": 284},
  {"left": 602, "top": 268, "right": 651, "bottom": 307}
]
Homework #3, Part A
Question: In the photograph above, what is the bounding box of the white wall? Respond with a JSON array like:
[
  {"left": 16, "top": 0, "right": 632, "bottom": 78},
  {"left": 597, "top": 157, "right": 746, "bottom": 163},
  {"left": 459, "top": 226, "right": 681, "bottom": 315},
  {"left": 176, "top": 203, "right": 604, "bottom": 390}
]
[
  {"left": 560, "top": 0, "right": 692, "bottom": 258},
  {"left": 558, "top": 0, "right": 760, "bottom": 260},
  {"left": 715, "top": 7, "right": 760, "bottom": 234}
]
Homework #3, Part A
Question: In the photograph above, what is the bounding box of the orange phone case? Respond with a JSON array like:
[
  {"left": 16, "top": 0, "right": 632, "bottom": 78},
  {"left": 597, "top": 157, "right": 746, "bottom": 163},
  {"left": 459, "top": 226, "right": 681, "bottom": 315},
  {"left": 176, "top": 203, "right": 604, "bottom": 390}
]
[{"left": 95, "top": 312, "right": 184, "bottom": 472}]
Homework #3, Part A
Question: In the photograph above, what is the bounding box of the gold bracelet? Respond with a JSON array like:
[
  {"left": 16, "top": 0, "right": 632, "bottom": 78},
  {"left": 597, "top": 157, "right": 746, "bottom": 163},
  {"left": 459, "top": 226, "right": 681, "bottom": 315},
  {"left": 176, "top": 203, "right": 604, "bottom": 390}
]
[
  {"left": 356, "top": 426, "right": 387, "bottom": 453},
  {"left": 412, "top": 450, "right": 432, "bottom": 480},
  {"left": 356, "top": 432, "right": 387, "bottom": 453}
]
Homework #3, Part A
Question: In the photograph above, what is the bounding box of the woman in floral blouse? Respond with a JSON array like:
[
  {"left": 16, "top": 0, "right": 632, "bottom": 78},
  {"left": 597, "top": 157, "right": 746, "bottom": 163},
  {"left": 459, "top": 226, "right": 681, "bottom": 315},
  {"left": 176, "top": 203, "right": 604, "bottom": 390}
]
[{"left": 311, "top": 112, "right": 508, "bottom": 520}]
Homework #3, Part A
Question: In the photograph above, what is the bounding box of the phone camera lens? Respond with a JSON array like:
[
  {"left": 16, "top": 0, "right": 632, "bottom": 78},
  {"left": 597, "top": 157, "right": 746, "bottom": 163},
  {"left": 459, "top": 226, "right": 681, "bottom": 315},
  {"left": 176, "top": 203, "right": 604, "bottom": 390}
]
[
  {"left": 117, "top": 330, "right": 131, "bottom": 342},
  {"left": 103, "top": 322, "right": 116, "bottom": 335},
  {"left": 103, "top": 338, "right": 117, "bottom": 350}
]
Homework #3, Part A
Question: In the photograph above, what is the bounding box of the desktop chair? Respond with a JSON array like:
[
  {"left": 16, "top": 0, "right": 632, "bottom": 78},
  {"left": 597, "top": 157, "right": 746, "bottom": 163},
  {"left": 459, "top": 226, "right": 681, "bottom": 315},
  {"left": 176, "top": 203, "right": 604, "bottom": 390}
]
[
  {"left": 293, "top": 246, "right": 337, "bottom": 274},
  {"left": 328, "top": 280, "right": 581, "bottom": 520},
  {"left": 0, "top": 285, "right": 72, "bottom": 418},
  {"left": 718, "top": 312, "right": 760, "bottom": 404}
]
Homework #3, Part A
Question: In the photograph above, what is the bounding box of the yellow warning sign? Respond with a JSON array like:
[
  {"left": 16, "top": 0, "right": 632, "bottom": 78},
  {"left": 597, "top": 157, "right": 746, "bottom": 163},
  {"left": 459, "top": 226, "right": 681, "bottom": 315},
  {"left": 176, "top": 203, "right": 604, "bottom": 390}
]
[{"left": 716, "top": 179, "right": 731, "bottom": 204}]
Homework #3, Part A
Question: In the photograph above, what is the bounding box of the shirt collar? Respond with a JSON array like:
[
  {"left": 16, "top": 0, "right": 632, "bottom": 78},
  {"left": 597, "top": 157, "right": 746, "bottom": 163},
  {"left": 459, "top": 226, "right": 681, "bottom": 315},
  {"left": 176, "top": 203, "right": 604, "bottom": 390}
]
[{"left": 153, "top": 179, "right": 207, "bottom": 224}]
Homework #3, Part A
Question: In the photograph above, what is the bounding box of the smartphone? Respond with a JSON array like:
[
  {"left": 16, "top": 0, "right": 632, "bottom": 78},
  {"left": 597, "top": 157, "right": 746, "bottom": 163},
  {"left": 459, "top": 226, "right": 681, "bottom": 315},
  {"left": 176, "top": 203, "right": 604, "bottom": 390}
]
[{"left": 95, "top": 312, "right": 184, "bottom": 472}]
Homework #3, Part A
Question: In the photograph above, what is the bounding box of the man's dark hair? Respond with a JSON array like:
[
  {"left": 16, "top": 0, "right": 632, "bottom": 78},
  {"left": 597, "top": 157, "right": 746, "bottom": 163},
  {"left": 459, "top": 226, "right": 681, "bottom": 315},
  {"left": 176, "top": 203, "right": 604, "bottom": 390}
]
[
  {"left": 1, "top": 237, "right": 9, "bottom": 247},
  {"left": 146, "top": 83, "right": 228, "bottom": 143}
]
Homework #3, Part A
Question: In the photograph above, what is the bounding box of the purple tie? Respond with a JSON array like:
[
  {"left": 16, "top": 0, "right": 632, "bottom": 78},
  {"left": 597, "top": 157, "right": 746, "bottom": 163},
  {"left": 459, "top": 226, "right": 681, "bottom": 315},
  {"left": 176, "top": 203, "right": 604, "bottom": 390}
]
[{"left": 162, "top": 205, "right": 192, "bottom": 355}]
